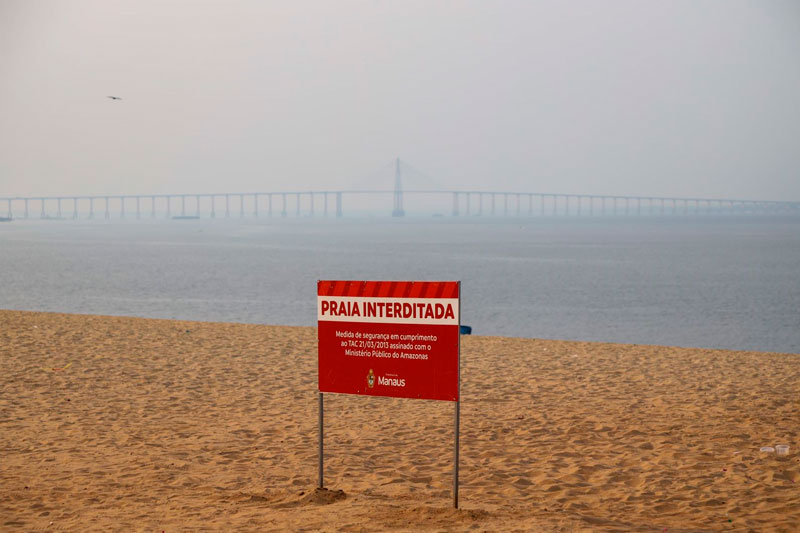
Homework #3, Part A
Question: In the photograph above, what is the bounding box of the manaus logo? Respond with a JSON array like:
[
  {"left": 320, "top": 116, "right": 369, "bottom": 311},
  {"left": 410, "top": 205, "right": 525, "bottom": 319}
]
[{"left": 366, "top": 368, "right": 375, "bottom": 388}]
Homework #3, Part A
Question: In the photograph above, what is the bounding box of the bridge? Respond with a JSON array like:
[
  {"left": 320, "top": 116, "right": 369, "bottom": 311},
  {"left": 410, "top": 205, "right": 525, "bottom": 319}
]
[{"left": 2, "top": 159, "right": 799, "bottom": 219}]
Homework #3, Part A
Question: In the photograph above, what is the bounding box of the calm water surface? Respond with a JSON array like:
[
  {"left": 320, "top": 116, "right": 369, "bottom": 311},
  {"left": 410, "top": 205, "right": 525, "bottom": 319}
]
[{"left": 1, "top": 217, "right": 798, "bottom": 352}]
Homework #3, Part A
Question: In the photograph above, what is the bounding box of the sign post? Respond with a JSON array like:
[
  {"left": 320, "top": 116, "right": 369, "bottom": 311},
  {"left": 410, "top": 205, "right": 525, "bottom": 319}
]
[
  {"left": 454, "top": 387, "right": 460, "bottom": 508},
  {"left": 317, "top": 280, "right": 461, "bottom": 507},
  {"left": 318, "top": 391, "right": 324, "bottom": 489}
]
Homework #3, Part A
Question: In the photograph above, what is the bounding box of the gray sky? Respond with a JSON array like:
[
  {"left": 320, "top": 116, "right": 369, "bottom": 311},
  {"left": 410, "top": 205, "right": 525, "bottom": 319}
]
[{"left": 1, "top": 0, "right": 799, "bottom": 200}]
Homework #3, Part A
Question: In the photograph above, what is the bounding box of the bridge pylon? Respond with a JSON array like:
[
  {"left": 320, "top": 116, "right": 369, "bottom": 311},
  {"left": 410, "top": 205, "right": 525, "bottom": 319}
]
[{"left": 392, "top": 157, "right": 405, "bottom": 217}]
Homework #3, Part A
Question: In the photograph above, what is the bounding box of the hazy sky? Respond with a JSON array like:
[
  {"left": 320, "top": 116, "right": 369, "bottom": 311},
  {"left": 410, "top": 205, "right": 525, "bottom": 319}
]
[{"left": 1, "top": 0, "right": 799, "bottom": 200}]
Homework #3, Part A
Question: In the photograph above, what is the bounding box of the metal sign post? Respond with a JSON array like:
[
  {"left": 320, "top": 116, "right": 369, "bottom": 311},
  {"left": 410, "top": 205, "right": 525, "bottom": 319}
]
[
  {"left": 454, "top": 398, "right": 460, "bottom": 508},
  {"left": 318, "top": 391, "right": 324, "bottom": 489}
]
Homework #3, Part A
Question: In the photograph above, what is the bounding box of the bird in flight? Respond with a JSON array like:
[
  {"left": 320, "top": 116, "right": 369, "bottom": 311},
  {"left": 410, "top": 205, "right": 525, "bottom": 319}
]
[{"left": 107, "top": 96, "right": 122, "bottom": 101}]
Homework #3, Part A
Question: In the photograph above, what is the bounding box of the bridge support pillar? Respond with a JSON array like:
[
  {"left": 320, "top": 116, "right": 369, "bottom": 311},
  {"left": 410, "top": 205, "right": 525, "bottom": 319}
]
[
  {"left": 268, "top": 194, "right": 273, "bottom": 217},
  {"left": 20, "top": 190, "right": 785, "bottom": 222},
  {"left": 6, "top": 198, "right": 11, "bottom": 218}
]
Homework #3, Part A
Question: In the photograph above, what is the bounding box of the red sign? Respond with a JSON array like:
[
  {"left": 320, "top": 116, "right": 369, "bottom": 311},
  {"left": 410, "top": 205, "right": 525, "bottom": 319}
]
[{"left": 318, "top": 280, "right": 460, "bottom": 401}]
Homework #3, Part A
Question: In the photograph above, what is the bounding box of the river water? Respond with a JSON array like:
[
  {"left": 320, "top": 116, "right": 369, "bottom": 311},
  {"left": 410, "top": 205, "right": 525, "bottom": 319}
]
[{"left": 1, "top": 217, "right": 798, "bottom": 352}]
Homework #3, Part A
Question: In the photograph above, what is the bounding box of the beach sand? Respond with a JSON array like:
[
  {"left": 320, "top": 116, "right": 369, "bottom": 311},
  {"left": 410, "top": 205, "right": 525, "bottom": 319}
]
[{"left": 1, "top": 309, "right": 798, "bottom": 531}]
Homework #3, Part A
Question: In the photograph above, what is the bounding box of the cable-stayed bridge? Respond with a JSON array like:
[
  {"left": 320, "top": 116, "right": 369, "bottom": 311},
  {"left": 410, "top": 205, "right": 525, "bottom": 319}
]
[{"left": 2, "top": 158, "right": 799, "bottom": 220}]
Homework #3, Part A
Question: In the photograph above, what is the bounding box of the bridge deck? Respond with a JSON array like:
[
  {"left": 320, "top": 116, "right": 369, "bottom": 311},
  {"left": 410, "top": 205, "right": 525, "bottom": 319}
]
[{"left": 2, "top": 190, "right": 798, "bottom": 219}]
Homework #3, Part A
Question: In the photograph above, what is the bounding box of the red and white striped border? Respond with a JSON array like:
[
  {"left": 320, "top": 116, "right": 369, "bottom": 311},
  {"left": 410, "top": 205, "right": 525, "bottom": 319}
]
[{"left": 318, "top": 280, "right": 459, "bottom": 299}]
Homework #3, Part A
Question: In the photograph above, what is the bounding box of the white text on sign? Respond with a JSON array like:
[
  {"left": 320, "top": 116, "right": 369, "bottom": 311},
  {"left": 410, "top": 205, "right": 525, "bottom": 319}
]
[{"left": 317, "top": 297, "right": 459, "bottom": 325}]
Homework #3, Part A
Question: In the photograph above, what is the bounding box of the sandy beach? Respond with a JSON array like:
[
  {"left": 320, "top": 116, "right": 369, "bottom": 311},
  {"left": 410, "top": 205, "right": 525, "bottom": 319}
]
[{"left": 1, "top": 309, "right": 798, "bottom": 531}]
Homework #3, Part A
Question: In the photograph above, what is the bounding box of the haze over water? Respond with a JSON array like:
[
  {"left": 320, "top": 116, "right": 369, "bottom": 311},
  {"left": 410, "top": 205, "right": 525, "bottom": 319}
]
[
  {"left": 1, "top": 217, "right": 798, "bottom": 353},
  {"left": 3, "top": 3, "right": 799, "bottom": 354}
]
